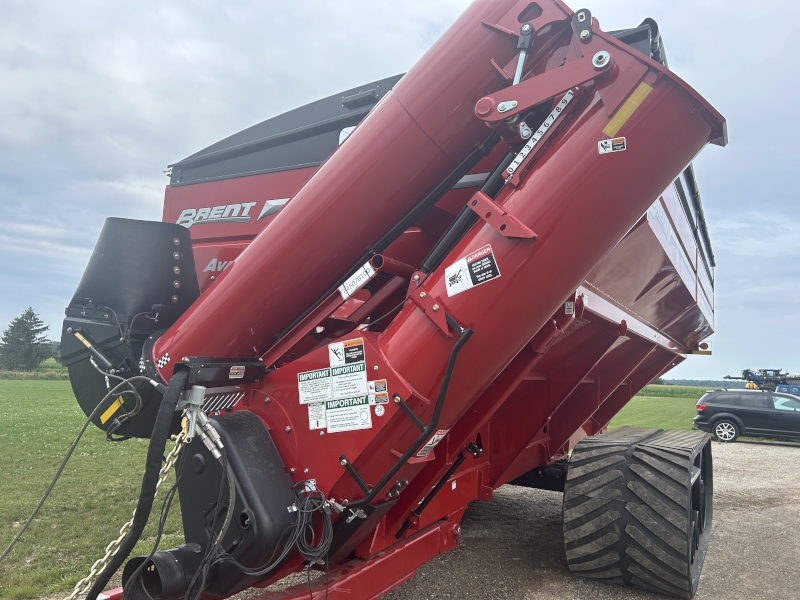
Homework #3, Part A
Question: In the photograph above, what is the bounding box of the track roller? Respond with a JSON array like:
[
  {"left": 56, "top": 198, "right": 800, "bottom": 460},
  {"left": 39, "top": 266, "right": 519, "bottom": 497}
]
[{"left": 562, "top": 427, "right": 713, "bottom": 598}]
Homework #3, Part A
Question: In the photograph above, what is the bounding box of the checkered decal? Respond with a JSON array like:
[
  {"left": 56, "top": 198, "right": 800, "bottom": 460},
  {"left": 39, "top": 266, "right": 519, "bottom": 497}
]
[
  {"left": 138, "top": 356, "right": 146, "bottom": 374},
  {"left": 156, "top": 353, "right": 170, "bottom": 369}
]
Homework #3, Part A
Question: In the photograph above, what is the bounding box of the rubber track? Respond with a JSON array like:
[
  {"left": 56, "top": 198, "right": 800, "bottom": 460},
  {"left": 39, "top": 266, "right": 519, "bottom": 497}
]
[{"left": 562, "top": 427, "right": 710, "bottom": 599}]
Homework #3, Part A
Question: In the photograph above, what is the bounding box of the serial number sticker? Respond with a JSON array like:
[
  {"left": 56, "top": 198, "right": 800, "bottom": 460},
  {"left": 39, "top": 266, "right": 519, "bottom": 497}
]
[
  {"left": 444, "top": 244, "right": 501, "bottom": 297},
  {"left": 329, "top": 337, "right": 365, "bottom": 367},
  {"left": 598, "top": 137, "right": 626, "bottom": 154},
  {"left": 297, "top": 367, "right": 332, "bottom": 404},
  {"left": 229, "top": 365, "right": 245, "bottom": 379},
  {"left": 308, "top": 402, "right": 327, "bottom": 430},
  {"left": 417, "top": 429, "right": 450, "bottom": 458},
  {"left": 326, "top": 395, "right": 372, "bottom": 433}
]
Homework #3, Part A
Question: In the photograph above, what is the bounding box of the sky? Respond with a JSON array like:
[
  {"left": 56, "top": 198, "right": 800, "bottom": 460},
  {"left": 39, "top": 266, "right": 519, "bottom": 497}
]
[{"left": 0, "top": 0, "right": 797, "bottom": 381}]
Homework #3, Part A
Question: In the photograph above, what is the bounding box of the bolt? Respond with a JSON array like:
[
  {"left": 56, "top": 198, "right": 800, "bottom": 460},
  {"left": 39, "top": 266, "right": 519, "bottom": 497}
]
[
  {"left": 171, "top": 295, "right": 179, "bottom": 303},
  {"left": 340, "top": 458, "right": 348, "bottom": 466},
  {"left": 419, "top": 291, "right": 427, "bottom": 299},
  {"left": 592, "top": 51, "right": 610, "bottom": 69},
  {"left": 413, "top": 274, "right": 420, "bottom": 282},
  {"left": 432, "top": 304, "right": 440, "bottom": 312},
  {"left": 304, "top": 468, "right": 309, "bottom": 474},
  {"left": 173, "top": 238, "right": 180, "bottom": 246},
  {"left": 264, "top": 397, "right": 270, "bottom": 403},
  {"left": 320, "top": 431, "right": 325, "bottom": 436},
  {"left": 120, "top": 337, "right": 125, "bottom": 342},
  {"left": 173, "top": 281, "right": 180, "bottom": 289},
  {"left": 373, "top": 365, "right": 379, "bottom": 371},
  {"left": 521, "top": 23, "right": 531, "bottom": 33},
  {"left": 173, "top": 252, "right": 180, "bottom": 260},
  {"left": 290, "top": 467, "right": 296, "bottom": 474},
  {"left": 173, "top": 266, "right": 180, "bottom": 274},
  {"left": 285, "top": 426, "right": 291, "bottom": 432},
  {"left": 580, "top": 29, "right": 590, "bottom": 40},
  {"left": 67, "top": 327, "right": 72, "bottom": 333},
  {"left": 393, "top": 394, "right": 401, "bottom": 403},
  {"left": 210, "top": 276, "right": 216, "bottom": 281}
]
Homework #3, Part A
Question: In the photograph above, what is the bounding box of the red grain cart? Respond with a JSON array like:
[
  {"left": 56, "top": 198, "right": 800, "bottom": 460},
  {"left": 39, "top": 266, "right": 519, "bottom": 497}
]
[{"left": 60, "top": 1, "right": 724, "bottom": 598}]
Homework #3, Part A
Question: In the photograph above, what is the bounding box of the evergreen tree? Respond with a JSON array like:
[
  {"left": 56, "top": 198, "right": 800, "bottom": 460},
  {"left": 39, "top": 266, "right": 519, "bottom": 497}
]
[{"left": 0, "top": 308, "right": 52, "bottom": 370}]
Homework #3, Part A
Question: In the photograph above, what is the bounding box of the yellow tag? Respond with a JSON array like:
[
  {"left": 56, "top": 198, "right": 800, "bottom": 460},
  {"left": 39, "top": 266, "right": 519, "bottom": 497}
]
[
  {"left": 100, "top": 396, "right": 124, "bottom": 424},
  {"left": 602, "top": 82, "right": 653, "bottom": 138}
]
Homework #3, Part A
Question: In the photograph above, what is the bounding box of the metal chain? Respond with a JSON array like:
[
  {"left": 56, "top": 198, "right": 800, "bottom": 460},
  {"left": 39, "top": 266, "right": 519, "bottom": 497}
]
[{"left": 66, "top": 419, "right": 189, "bottom": 600}]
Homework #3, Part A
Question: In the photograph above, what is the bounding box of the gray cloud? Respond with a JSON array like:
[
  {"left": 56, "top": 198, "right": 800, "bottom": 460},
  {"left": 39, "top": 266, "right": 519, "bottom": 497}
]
[{"left": 1, "top": 0, "right": 797, "bottom": 380}]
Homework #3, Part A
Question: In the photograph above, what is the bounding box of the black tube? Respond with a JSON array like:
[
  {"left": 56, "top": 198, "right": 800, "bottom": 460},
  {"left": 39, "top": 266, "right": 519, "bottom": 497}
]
[
  {"left": 274, "top": 131, "right": 500, "bottom": 345},
  {"left": 346, "top": 323, "right": 473, "bottom": 509},
  {"left": 396, "top": 451, "right": 468, "bottom": 539},
  {"left": 86, "top": 368, "right": 189, "bottom": 600},
  {"left": 420, "top": 151, "right": 515, "bottom": 274}
]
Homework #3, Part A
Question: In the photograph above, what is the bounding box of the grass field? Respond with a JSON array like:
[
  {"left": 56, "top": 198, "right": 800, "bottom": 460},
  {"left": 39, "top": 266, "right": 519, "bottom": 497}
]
[
  {"left": 0, "top": 381, "right": 183, "bottom": 599},
  {"left": 0, "top": 380, "right": 708, "bottom": 599}
]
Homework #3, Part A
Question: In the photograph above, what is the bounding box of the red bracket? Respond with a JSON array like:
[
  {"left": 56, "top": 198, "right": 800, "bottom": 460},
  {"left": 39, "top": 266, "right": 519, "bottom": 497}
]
[
  {"left": 408, "top": 278, "right": 452, "bottom": 338},
  {"left": 467, "top": 191, "right": 537, "bottom": 239}
]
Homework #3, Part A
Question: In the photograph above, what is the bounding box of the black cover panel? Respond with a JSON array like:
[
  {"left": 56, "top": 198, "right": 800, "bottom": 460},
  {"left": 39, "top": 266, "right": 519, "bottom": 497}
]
[{"left": 178, "top": 411, "right": 297, "bottom": 596}]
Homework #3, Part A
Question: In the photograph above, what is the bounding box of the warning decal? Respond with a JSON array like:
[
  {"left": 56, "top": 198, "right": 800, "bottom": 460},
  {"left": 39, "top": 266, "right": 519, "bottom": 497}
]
[
  {"left": 331, "top": 362, "right": 368, "bottom": 399},
  {"left": 417, "top": 429, "right": 450, "bottom": 458},
  {"left": 229, "top": 365, "right": 245, "bottom": 379},
  {"left": 297, "top": 367, "right": 332, "bottom": 404},
  {"left": 329, "top": 338, "right": 365, "bottom": 367},
  {"left": 368, "top": 379, "right": 389, "bottom": 404},
  {"left": 308, "top": 402, "right": 327, "bottom": 430},
  {"left": 598, "top": 137, "right": 626, "bottom": 154},
  {"left": 326, "top": 395, "right": 372, "bottom": 433},
  {"left": 444, "top": 244, "right": 501, "bottom": 297}
]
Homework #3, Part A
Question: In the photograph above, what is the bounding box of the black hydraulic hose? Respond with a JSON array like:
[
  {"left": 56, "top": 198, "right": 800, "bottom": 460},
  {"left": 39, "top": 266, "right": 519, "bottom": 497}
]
[
  {"left": 86, "top": 368, "right": 190, "bottom": 600},
  {"left": 274, "top": 131, "right": 500, "bottom": 345},
  {"left": 347, "top": 323, "right": 473, "bottom": 509},
  {"left": 420, "top": 151, "right": 515, "bottom": 274}
]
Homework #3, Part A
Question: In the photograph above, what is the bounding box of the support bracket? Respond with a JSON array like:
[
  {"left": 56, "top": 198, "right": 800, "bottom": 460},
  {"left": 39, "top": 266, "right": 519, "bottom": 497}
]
[{"left": 467, "top": 190, "right": 537, "bottom": 239}]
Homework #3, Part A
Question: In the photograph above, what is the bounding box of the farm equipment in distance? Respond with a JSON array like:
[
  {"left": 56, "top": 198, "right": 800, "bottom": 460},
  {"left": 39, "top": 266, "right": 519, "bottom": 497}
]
[
  {"left": 55, "top": 0, "right": 726, "bottom": 598},
  {"left": 725, "top": 369, "right": 800, "bottom": 394}
]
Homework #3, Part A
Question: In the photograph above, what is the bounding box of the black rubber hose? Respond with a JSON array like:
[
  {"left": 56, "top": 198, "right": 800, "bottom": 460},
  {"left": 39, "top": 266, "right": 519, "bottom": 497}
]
[{"left": 86, "top": 368, "right": 189, "bottom": 600}]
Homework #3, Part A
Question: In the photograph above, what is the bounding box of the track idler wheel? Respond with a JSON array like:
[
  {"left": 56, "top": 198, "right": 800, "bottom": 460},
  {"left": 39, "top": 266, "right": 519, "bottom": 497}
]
[{"left": 562, "top": 427, "right": 713, "bottom": 598}]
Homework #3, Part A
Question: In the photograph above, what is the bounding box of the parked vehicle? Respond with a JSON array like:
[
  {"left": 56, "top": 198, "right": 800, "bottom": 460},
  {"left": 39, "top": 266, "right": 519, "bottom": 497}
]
[{"left": 693, "top": 390, "right": 800, "bottom": 442}]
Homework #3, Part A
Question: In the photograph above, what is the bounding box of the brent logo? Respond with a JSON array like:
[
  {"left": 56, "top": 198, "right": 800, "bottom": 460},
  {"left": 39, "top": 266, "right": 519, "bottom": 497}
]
[{"left": 177, "top": 198, "right": 289, "bottom": 228}]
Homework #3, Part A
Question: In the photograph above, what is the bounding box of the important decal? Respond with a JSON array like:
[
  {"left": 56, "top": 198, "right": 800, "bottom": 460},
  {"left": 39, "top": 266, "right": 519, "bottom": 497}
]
[
  {"left": 329, "top": 338, "right": 365, "bottom": 367},
  {"left": 297, "top": 367, "right": 332, "bottom": 404},
  {"left": 331, "top": 362, "right": 368, "bottom": 399},
  {"left": 308, "top": 402, "right": 327, "bottom": 430},
  {"left": 598, "top": 137, "right": 626, "bottom": 154},
  {"left": 417, "top": 429, "right": 450, "bottom": 458},
  {"left": 444, "top": 244, "right": 501, "bottom": 297},
  {"left": 326, "top": 395, "right": 372, "bottom": 433}
]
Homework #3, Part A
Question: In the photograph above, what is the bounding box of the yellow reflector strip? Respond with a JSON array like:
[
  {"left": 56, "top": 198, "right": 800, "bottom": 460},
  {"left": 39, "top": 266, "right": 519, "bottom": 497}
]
[
  {"left": 100, "top": 396, "right": 124, "bottom": 424},
  {"left": 602, "top": 82, "right": 653, "bottom": 138}
]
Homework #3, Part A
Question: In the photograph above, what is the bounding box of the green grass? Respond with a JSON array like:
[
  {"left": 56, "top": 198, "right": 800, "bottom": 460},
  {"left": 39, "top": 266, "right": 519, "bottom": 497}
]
[
  {"left": 0, "top": 381, "right": 183, "bottom": 599},
  {"left": 609, "top": 394, "right": 702, "bottom": 431},
  {"left": 0, "top": 358, "right": 69, "bottom": 380}
]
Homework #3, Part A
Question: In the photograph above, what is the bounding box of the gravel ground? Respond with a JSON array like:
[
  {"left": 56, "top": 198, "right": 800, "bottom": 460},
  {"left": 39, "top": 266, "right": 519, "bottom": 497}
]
[{"left": 383, "top": 440, "right": 800, "bottom": 600}]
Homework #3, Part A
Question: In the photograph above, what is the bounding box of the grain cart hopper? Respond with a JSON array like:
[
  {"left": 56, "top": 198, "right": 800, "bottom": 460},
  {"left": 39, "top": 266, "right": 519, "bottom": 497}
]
[{"left": 57, "top": 0, "right": 725, "bottom": 598}]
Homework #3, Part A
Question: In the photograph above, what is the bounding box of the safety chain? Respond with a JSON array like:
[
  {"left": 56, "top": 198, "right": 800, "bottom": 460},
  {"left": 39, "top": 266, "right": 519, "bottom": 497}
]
[{"left": 66, "top": 419, "right": 189, "bottom": 600}]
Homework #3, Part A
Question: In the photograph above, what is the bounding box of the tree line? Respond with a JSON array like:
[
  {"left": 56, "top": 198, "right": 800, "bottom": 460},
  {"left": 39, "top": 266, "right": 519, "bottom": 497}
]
[{"left": 0, "top": 308, "right": 59, "bottom": 370}]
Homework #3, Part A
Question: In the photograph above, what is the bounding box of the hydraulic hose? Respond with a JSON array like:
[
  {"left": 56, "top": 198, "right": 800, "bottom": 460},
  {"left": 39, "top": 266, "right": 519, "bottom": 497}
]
[{"left": 86, "top": 368, "right": 190, "bottom": 600}]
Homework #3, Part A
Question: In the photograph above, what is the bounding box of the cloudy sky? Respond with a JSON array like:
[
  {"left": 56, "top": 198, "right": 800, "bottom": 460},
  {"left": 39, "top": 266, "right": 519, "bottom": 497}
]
[{"left": 1, "top": 0, "right": 797, "bottom": 380}]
